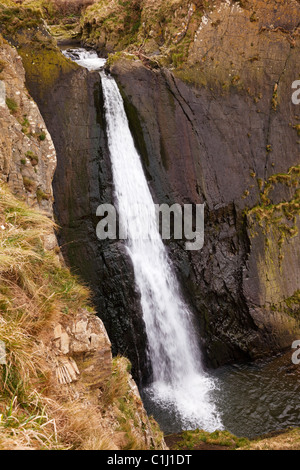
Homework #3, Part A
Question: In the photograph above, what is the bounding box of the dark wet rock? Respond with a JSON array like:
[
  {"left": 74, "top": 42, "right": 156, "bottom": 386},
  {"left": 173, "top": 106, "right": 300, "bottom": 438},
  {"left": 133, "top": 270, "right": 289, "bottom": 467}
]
[{"left": 108, "top": 23, "right": 300, "bottom": 367}]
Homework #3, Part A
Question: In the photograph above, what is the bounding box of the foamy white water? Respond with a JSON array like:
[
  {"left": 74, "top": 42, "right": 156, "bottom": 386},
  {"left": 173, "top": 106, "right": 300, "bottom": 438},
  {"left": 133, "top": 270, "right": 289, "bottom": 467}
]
[
  {"left": 64, "top": 49, "right": 223, "bottom": 431},
  {"left": 62, "top": 48, "right": 107, "bottom": 71}
]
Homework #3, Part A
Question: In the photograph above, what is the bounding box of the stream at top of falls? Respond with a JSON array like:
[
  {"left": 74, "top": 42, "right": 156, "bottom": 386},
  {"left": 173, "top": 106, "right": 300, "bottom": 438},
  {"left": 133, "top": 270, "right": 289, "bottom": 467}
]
[{"left": 62, "top": 49, "right": 300, "bottom": 439}]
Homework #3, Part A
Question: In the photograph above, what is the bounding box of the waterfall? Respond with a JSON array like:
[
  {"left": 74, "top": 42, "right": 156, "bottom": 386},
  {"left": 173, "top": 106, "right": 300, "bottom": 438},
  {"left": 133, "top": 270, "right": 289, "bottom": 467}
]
[{"left": 63, "top": 49, "right": 222, "bottom": 432}]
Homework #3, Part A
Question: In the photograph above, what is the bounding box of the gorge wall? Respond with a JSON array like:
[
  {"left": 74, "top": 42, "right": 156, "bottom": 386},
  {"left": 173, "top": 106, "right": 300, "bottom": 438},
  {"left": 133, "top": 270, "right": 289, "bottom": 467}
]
[
  {"left": 0, "top": 3, "right": 166, "bottom": 449},
  {"left": 107, "top": 0, "right": 300, "bottom": 366},
  {"left": 18, "top": 42, "right": 149, "bottom": 381},
  {"left": 0, "top": 0, "right": 151, "bottom": 379},
  {"left": 0, "top": 34, "right": 56, "bottom": 217},
  {"left": 2, "top": 0, "right": 299, "bottom": 380}
]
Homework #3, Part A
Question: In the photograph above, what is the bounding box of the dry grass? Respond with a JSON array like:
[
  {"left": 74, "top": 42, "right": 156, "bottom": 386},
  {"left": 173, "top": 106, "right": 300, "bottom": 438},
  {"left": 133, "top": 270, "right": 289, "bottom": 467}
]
[
  {"left": 0, "top": 183, "right": 91, "bottom": 400},
  {"left": 241, "top": 429, "right": 300, "bottom": 451},
  {"left": 0, "top": 184, "right": 164, "bottom": 450},
  {"left": 0, "top": 183, "right": 104, "bottom": 450},
  {"left": 99, "top": 356, "right": 165, "bottom": 451}
]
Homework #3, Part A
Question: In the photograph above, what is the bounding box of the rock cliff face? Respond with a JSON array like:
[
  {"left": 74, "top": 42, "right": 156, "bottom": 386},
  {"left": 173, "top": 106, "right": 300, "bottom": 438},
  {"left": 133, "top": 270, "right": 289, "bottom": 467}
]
[
  {"left": 106, "top": 0, "right": 300, "bottom": 366},
  {"left": 0, "top": 4, "right": 150, "bottom": 379},
  {"left": 0, "top": 34, "right": 56, "bottom": 216},
  {"left": 0, "top": 11, "right": 165, "bottom": 449},
  {"left": 4, "top": 0, "right": 299, "bottom": 377},
  {"left": 42, "top": 307, "right": 166, "bottom": 450},
  {"left": 20, "top": 46, "right": 149, "bottom": 380}
]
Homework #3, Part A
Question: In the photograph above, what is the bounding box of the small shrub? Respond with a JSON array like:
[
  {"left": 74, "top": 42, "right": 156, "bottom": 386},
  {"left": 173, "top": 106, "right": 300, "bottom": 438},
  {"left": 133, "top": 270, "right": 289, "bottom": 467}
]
[
  {"left": 38, "top": 132, "right": 46, "bottom": 141},
  {"left": 26, "top": 151, "right": 39, "bottom": 166},
  {"left": 6, "top": 97, "right": 18, "bottom": 114},
  {"left": 21, "top": 116, "right": 30, "bottom": 134},
  {"left": 22, "top": 176, "right": 35, "bottom": 192},
  {"left": 36, "top": 188, "right": 49, "bottom": 203}
]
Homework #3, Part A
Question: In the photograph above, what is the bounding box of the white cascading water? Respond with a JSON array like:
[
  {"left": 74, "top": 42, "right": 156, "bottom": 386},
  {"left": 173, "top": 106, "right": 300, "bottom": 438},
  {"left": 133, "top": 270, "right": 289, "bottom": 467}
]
[{"left": 63, "top": 49, "right": 222, "bottom": 431}]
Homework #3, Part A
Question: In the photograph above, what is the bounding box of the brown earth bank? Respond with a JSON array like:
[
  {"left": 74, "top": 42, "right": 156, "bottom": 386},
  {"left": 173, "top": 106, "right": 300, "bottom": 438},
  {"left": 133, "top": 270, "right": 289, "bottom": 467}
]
[{"left": 165, "top": 433, "right": 231, "bottom": 450}]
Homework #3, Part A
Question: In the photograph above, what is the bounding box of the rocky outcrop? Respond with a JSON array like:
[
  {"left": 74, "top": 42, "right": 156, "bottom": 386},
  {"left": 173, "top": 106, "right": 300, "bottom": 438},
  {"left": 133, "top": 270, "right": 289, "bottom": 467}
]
[
  {"left": 40, "top": 309, "right": 166, "bottom": 450},
  {"left": 51, "top": 309, "right": 112, "bottom": 387},
  {"left": 81, "top": 0, "right": 203, "bottom": 57},
  {"left": 0, "top": 34, "right": 56, "bottom": 216},
  {"left": 81, "top": 0, "right": 142, "bottom": 54}
]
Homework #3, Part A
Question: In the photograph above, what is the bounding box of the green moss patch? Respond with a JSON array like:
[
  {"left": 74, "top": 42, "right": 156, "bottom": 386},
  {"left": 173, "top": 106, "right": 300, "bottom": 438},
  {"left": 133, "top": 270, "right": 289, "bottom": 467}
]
[
  {"left": 167, "top": 429, "right": 250, "bottom": 450},
  {"left": 5, "top": 97, "right": 18, "bottom": 114},
  {"left": 246, "top": 165, "right": 300, "bottom": 259}
]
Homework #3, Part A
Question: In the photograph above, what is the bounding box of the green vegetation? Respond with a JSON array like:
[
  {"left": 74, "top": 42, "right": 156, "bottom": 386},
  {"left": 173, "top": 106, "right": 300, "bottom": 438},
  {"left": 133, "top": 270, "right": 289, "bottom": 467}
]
[
  {"left": 167, "top": 427, "right": 300, "bottom": 451},
  {"left": 270, "top": 290, "right": 300, "bottom": 319},
  {"left": 0, "top": 0, "right": 43, "bottom": 37},
  {"left": 22, "top": 176, "right": 35, "bottom": 192},
  {"left": 106, "top": 51, "right": 137, "bottom": 68},
  {"left": 19, "top": 44, "right": 78, "bottom": 96},
  {"left": 21, "top": 116, "right": 30, "bottom": 135},
  {"left": 38, "top": 132, "right": 46, "bottom": 141},
  {"left": 246, "top": 165, "right": 300, "bottom": 258},
  {"left": 168, "top": 429, "right": 250, "bottom": 450},
  {"left": 0, "top": 0, "right": 78, "bottom": 98},
  {"left": 25, "top": 151, "right": 39, "bottom": 165},
  {"left": 82, "top": 0, "right": 142, "bottom": 51},
  {"left": 5, "top": 97, "right": 18, "bottom": 115},
  {"left": 36, "top": 188, "right": 49, "bottom": 203},
  {"left": 0, "top": 0, "right": 89, "bottom": 37},
  {"left": 100, "top": 356, "right": 165, "bottom": 451}
]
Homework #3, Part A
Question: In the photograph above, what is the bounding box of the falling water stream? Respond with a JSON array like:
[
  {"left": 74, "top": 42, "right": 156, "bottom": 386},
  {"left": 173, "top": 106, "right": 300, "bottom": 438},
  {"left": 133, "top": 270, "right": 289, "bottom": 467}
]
[
  {"left": 63, "top": 49, "right": 300, "bottom": 438},
  {"left": 63, "top": 48, "right": 222, "bottom": 432},
  {"left": 100, "top": 62, "right": 222, "bottom": 433}
]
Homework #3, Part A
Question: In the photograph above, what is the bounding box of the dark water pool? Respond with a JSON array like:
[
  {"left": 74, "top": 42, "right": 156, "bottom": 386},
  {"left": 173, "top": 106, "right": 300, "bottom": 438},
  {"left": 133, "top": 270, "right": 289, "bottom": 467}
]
[{"left": 142, "top": 352, "right": 300, "bottom": 438}]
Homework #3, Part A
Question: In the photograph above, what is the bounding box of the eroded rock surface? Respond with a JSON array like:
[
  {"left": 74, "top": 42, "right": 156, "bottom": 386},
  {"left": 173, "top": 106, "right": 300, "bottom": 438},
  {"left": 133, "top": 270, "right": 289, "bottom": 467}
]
[
  {"left": 51, "top": 309, "right": 112, "bottom": 387},
  {"left": 108, "top": 0, "right": 300, "bottom": 366},
  {"left": 0, "top": 35, "right": 56, "bottom": 216},
  {"left": 41, "top": 309, "right": 166, "bottom": 450}
]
